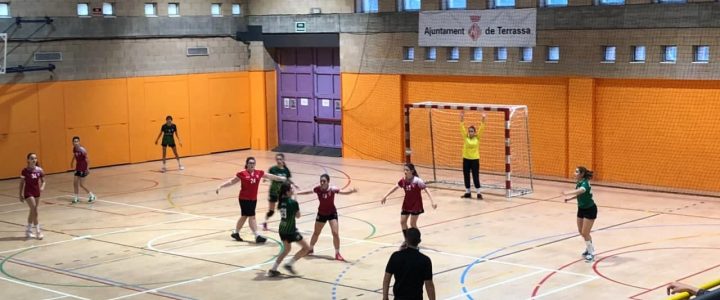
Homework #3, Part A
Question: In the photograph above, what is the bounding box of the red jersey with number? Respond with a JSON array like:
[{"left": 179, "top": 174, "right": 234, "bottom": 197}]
[
  {"left": 74, "top": 146, "right": 88, "bottom": 171},
  {"left": 398, "top": 177, "right": 426, "bottom": 213},
  {"left": 21, "top": 166, "right": 44, "bottom": 198},
  {"left": 236, "top": 170, "right": 264, "bottom": 200},
  {"left": 314, "top": 185, "right": 341, "bottom": 215}
]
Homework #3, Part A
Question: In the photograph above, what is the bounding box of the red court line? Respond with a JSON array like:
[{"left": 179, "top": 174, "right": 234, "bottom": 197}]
[
  {"left": 530, "top": 242, "right": 649, "bottom": 297},
  {"left": 628, "top": 262, "right": 720, "bottom": 300}
]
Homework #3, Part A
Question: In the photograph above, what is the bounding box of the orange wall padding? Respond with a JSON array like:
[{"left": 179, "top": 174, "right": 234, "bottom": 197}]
[
  {"left": 0, "top": 72, "right": 264, "bottom": 179},
  {"left": 341, "top": 73, "right": 404, "bottom": 162},
  {"left": 265, "top": 71, "right": 278, "bottom": 150},
  {"left": 403, "top": 75, "right": 569, "bottom": 178},
  {"left": 0, "top": 84, "right": 41, "bottom": 179},
  {"left": 594, "top": 79, "right": 720, "bottom": 192}
]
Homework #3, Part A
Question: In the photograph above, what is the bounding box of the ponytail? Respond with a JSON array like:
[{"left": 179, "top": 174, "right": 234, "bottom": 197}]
[
  {"left": 577, "top": 166, "right": 593, "bottom": 180},
  {"left": 405, "top": 163, "right": 419, "bottom": 178}
]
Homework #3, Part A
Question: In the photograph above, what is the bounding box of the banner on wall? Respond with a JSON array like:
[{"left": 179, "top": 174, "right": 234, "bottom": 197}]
[{"left": 419, "top": 9, "right": 536, "bottom": 47}]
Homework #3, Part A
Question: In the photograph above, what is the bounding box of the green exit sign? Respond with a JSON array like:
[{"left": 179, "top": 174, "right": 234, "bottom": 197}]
[{"left": 295, "top": 22, "right": 306, "bottom": 32}]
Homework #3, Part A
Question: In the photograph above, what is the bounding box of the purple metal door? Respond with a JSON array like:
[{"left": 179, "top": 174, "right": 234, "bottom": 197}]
[
  {"left": 278, "top": 48, "right": 315, "bottom": 146},
  {"left": 314, "top": 48, "right": 342, "bottom": 148},
  {"left": 277, "top": 48, "right": 342, "bottom": 148}
]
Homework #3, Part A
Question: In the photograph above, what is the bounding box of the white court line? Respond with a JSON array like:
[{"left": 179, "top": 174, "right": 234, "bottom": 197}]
[
  {"left": 97, "top": 198, "right": 596, "bottom": 278},
  {"left": 92, "top": 197, "right": 601, "bottom": 300},
  {"left": 106, "top": 240, "right": 365, "bottom": 300},
  {"left": 41, "top": 296, "right": 69, "bottom": 300},
  {"left": 420, "top": 249, "right": 598, "bottom": 279},
  {"left": 443, "top": 270, "right": 546, "bottom": 300},
  {"left": 529, "top": 276, "right": 599, "bottom": 300},
  {"left": 0, "top": 276, "right": 89, "bottom": 300},
  {"left": 146, "top": 231, "right": 279, "bottom": 256},
  {"left": 0, "top": 215, "right": 200, "bottom": 255}
]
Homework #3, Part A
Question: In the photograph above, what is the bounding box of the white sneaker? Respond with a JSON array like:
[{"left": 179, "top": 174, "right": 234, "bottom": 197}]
[
  {"left": 161, "top": 166, "right": 167, "bottom": 173},
  {"left": 72, "top": 196, "right": 79, "bottom": 204},
  {"left": 36, "top": 225, "right": 44, "bottom": 240},
  {"left": 88, "top": 193, "right": 96, "bottom": 203},
  {"left": 178, "top": 165, "right": 185, "bottom": 170},
  {"left": 584, "top": 253, "right": 594, "bottom": 263},
  {"left": 25, "top": 227, "right": 35, "bottom": 239}
]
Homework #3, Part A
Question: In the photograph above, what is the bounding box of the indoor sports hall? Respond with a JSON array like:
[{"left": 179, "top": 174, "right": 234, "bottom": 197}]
[{"left": 1, "top": 1, "right": 718, "bottom": 300}]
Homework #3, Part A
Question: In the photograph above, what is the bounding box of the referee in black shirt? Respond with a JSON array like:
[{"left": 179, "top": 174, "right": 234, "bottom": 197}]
[{"left": 383, "top": 228, "right": 436, "bottom": 300}]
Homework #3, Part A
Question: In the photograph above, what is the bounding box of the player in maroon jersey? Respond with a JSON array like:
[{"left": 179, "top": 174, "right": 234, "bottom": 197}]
[
  {"left": 381, "top": 163, "right": 437, "bottom": 237},
  {"left": 70, "top": 136, "right": 96, "bottom": 204},
  {"left": 296, "top": 174, "right": 357, "bottom": 261},
  {"left": 19, "top": 153, "right": 46, "bottom": 240},
  {"left": 216, "top": 156, "right": 287, "bottom": 243}
]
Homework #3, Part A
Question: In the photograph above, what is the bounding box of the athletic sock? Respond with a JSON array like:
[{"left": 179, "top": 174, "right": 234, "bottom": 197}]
[{"left": 585, "top": 240, "right": 594, "bottom": 254}]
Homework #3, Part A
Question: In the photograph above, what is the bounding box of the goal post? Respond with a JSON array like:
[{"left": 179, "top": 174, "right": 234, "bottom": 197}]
[{"left": 404, "top": 101, "right": 534, "bottom": 197}]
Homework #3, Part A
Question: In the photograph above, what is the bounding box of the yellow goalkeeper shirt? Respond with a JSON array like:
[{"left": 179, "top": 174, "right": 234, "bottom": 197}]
[{"left": 461, "top": 121, "right": 485, "bottom": 160}]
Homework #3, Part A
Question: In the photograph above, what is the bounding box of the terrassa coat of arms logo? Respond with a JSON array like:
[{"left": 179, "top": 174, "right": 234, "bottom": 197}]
[{"left": 469, "top": 15, "right": 481, "bottom": 41}]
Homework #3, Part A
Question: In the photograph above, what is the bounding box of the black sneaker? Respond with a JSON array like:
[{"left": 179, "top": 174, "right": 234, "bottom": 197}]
[
  {"left": 584, "top": 253, "right": 594, "bottom": 263},
  {"left": 283, "top": 264, "right": 296, "bottom": 275},
  {"left": 231, "top": 233, "right": 243, "bottom": 241},
  {"left": 581, "top": 250, "right": 589, "bottom": 257},
  {"left": 255, "top": 235, "right": 267, "bottom": 244},
  {"left": 461, "top": 193, "right": 472, "bottom": 198},
  {"left": 477, "top": 193, "right": 483, "bottom": 200},
  {"left": 267, "top": 270, "right": 281, "bottom": 277}
]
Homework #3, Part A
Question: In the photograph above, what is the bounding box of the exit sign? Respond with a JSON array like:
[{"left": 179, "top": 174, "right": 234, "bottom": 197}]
[{"left": 295, "top": 22, "right": 306, "bottom": 33}]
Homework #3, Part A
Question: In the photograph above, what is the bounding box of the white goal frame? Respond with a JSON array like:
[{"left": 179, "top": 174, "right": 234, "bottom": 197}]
[{"left": 404, "top": 101, "right": 534, "bottom": 197}]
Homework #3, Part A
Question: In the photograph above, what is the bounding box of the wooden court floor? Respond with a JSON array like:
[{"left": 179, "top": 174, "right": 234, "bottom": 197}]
[{"left": 0, "top": 150, "right": 718, "bottom": 300}]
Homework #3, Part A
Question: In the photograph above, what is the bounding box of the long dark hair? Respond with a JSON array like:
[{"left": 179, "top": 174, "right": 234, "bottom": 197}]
[
  {"left": 276, "top": 153, "right": 286, "bottom": 167},
  {"left": 405, "top": 163, "right": 419, "bottom": 178},
  {"left": 245, "top": 157, "right": 255, "bottom": 169},
  {"left": 577, "top": 166, "right": 594, "bottom": 180},
  {"left": 279, "top": 182, "right": 293, "bottom": 199}
]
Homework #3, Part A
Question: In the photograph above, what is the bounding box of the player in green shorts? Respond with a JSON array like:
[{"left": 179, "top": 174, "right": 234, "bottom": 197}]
[
  {"left": 268, "top": 183, "right": 311, "bottom": 277},
  {"left": 263, "top": 153, "right": 299, "bottom": 231}
]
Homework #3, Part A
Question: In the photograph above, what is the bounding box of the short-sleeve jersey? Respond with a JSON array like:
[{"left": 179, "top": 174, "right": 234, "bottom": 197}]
[
  {"left": 576, "top": 179, "right": 595, "bottom": 209},
  {"left": 21, "top": 166, "right": 44, "bottom": 198},
  {"left": 398, "top": 177, "right": 426, "bottom": 213},
  {"left": 314, "top": 185, "right": 341, "bottom": 215},
  {"left": 278, "top": 197, "right": 300, "bottom": 234},
  {"left": 73, "top": 146, "right": 88, "bottom": 171},
  {"left": 161, "top": 124, "right": 177, "bottom": 137},
  {"left": 268, "top": 166, "right": 291, "bottom": 196},
  {"left": 384, "top": 248, "right": 433, "bottom": 300},
  {"left": 236, "top": 170, "right": 265, "bottom": 200}
]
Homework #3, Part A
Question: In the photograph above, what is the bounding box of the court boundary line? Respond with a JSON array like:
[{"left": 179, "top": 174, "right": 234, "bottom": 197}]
[{"left": 0, "top": 275, "right": 89, "bottom": 300}]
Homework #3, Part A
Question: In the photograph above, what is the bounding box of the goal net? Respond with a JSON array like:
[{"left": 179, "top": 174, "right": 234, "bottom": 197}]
[{"left": 405, "top": 102, "right": 533, "bottom": 197}]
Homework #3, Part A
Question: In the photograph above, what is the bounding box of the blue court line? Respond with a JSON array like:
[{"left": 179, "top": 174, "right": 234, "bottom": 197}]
[{"left": 459, "top": 223, "right": 720, "bottom": 300}]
